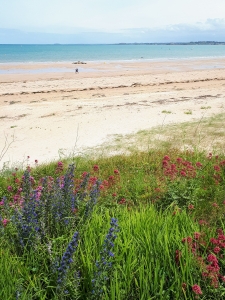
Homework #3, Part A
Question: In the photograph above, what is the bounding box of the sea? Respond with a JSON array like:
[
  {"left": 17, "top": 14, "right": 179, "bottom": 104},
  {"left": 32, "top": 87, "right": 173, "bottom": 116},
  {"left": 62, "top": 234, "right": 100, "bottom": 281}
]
[{"left": 0, "top": 44, "right": 225, "bottom": 63}]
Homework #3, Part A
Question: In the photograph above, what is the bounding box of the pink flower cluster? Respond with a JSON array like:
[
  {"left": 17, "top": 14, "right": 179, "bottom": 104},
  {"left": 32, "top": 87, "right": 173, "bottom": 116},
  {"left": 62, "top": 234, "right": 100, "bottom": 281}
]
[
  {"left": 162, "top": 155, "right": 197, "bottom": 180},
  {"left": 182, "top": 228, "right": 225, "bottom": 289}
]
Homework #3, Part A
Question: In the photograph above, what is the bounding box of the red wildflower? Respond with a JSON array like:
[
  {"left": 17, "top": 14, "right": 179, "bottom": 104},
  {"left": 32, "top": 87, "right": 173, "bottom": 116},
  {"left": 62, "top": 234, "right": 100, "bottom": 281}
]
[
  {"left": 196, "top": 162, "right": 203, "bottom": 168},
  {"left": 15, "top": 178, "right": 20, "bottom": 184},
  {"left": 118, "top": 198, "right": 126, "bottom": 205},
  {"left": 180, "top": 170, "right": 186, "bottom": 177},
  {"left": 114, "top": 169, "right": 120, "bottom": 175},
  {"left": 93, "top": 165, "right": 99, "bottom": 172},
  {"left": 7, "top": 186, "right": 13, "bottom": 192},
  {"left": 2, "top": 219, "right": 10, "bottom": 227},
  {"left": 194, "top": 232, "right": 201, "bottom": 240},
  {"left": 175, "top": 250, "right": 182, "bottom": 265},
  {"left": 199, "top": 219, "right": 207, "bottom": 226},
  {"left": 217, "top": 234, "right": 225, "bottom": 241},
  {"left": 102, "top": 180, "right": 109, "bottom": 187},
  {"left": 182, "top": 236, "right": 192, "bottom": 244},
  {"left": 188, "top": 204, "right": 194, "bottom": 210},
  {"left": 163, "top": 155, "right": 170, "bottom": 161},
  {"left": 217, "top": 228, "right": 224, "bottom": 235},
  {"left": 213, "top": 246, "right": 221, "bottom": 254},
  {"left": 214, "top": 165, "right": 220, "bottom": 172},
  {"left": 210, "top": 238, "right": 218, "bottom": 245},
  {"left": 207, "top": 254, "right": 218, "bottom": 264},
  {"left": 192, "top": 284, "right": 202, "bottom": 295},
  {"left": 176, "top": 157, "right": 183, "bottom": 163}
]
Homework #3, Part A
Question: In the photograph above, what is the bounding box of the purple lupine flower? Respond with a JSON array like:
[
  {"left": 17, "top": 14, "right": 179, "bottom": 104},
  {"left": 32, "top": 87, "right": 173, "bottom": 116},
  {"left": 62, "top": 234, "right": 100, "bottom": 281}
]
[
  {"left": 57, "top": 232, "right": 79, "bottom": 288},
  {"left": 12, "top": 190, "right": 42, "bottom": 250},
  {"left": 91, "top": 218, "right": 119, "bottom": 298},
  {"left": 22, "top": 169, "right": 32, "bottom": 201},
  {"left": 84, "top": 180, "right": 101, "bottom": 220}
]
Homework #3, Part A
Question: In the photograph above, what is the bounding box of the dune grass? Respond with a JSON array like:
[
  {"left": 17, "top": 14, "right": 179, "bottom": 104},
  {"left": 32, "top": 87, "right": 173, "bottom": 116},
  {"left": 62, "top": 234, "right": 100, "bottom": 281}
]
[{"left": 93, "top": 112, "right": 225, "bottom": 157}]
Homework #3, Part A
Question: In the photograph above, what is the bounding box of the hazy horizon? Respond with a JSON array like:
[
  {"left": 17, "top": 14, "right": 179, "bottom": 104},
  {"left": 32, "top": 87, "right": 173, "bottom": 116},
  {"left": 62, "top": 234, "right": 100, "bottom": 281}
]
[{"left": 1, "top": 1, "right": 225, "bottom": 44}]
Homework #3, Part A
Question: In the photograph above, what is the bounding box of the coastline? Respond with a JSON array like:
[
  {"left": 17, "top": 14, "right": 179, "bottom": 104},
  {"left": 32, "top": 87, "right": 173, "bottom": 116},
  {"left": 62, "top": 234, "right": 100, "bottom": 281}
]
[{"left": 0, "top": 57, "right": 225, "bottom": 169}]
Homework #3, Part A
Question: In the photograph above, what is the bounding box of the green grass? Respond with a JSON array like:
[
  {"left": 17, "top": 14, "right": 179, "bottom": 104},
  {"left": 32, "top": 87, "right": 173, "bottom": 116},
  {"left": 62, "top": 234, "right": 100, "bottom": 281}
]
[{"left": 161, "top": 110, "right": 172, "bottom": 114}]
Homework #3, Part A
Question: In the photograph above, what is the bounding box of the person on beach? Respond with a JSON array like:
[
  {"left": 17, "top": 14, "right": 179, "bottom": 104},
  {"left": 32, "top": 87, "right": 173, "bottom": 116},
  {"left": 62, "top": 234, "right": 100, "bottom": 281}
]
[{"left": 75, "top": 68, "right": 78, "bottom": 73}]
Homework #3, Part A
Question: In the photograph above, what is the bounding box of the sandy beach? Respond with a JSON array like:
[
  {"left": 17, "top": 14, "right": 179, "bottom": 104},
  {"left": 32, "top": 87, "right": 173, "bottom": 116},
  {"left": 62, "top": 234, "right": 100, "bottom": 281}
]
[{"left": 0, "top": 58, "right": 225, "bottom": 168}]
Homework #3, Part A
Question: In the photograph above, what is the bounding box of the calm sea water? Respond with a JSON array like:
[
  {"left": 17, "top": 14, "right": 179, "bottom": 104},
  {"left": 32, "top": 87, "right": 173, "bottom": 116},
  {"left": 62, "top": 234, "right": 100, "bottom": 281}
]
[{"left": 0, "top": 44, "right": 225, "bottom": 63}]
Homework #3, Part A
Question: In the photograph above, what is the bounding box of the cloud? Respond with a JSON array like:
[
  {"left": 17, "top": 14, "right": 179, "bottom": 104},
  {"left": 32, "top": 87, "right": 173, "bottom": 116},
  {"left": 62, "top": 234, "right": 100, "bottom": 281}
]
[{"left": 1, "top": 19, "right": 225, "bottom": 44}]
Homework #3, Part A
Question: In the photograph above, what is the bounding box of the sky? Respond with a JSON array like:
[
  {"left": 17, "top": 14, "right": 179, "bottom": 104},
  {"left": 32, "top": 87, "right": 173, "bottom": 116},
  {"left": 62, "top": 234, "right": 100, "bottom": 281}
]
[{"left": 0, "top": 0, "right": 225, "bottom": 43}]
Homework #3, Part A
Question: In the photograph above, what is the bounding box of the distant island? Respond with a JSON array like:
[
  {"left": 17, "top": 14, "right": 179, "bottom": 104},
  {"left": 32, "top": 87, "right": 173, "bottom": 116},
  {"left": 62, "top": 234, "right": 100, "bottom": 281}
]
[{"left": 117, "top": 41, "right": 225, "bottom": 45}]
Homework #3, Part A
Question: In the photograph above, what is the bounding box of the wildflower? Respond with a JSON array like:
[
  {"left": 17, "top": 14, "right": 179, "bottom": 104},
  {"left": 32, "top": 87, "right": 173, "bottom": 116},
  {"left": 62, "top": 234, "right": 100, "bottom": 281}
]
[
  {"left": 207, "top": 254, "right": 218, "bottom": 264},
  {"left": 182, "top": 283, "right": 187, "bottom": 291},
  {"left": 213, "top": 246, "right": 221, "bottom": 254},
  {"left": 163, "top": 155, "right": 170, "bottom": 161},
  {"left": 84, "top": 180, "right": 101, "bottom": 219},
  {"left": 214, "top": 165, "right": 220, "bottom": 172},
  {"left": 180, "top": 170, "right": 187, "bottom": 177},
  {"left": 210, "top": 238, "right": 218, "bottom": 245},
  {"left": 182, "top": 236, "right": 192, "bottom": 244},
  {"left": 218, "top": 234, "right": 225, "bottom": 241},
  {"left": 2, "top": 219, "right": 10, "bottom": 227},
  {"left": 112, "top": 193, "right": 117, "bottom": 197},
  {"left": 194, "top": 232, "right": 201, "bottom": 240},
  {"left": 175, "top": 250, "right": 181, "bottom": 265},
  {"left": 0, "top": 200, "right": 4, "bottom": 206},
  {"left": 102, "top": 180, "right": 109, "bottom": 187},
  {"left": 56, "top": 161, "right": 64, "bottom": 173},
  {"left": 199, "top": 219, "right": 207, "bottom": 226},
  {"left": 93, "top": 165, "right": 99, "bottom": 172},
  {"left": 188, "top": 204, "right": 194, "bottom": 210},
  {"left": 176, "top": 157, "right": 183, "bottom": 163},
  {"left": 212, "top": 202, "right": 219, "bottom": 208},
  {"left": 192, "top": 284, "right": 202, "bottom": 295},
  {"left": 118, "top": 198, "right": 126, "bottom": 205},
  {"left": 217, "top": 228, "right": 224, "bottom": 235},
  {"left": 108, "top": 175, "right": 115, "bottom": 182},
  {"left": 196, "top": 162, "right": 203, "bottom": 168},
  {"left": 91, "top": 218, "right": 119, "bottom": 298},
  {"left": 89, "top": 176, "right": 97, "bottom": 185},
  {"left": 82, "top": 171, "right": 88, "bottom": 178},
  {"left": 114, "top": 169, "right": 120, "bottom": 175},
  {"left": 35, "top": 159, "right": 38, "bottom": 164},
  {"left": 7, "top": 186, "right": 13, "bottom": 192},
  {"left": 57, "top": 232, "right": 79, "bottom": 288}
]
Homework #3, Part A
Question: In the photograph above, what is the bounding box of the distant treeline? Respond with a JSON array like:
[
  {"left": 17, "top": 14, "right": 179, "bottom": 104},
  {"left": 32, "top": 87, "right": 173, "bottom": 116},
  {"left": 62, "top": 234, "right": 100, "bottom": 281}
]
[{"left": 117, "top": 41, "right": 225, "bottom": 45}]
